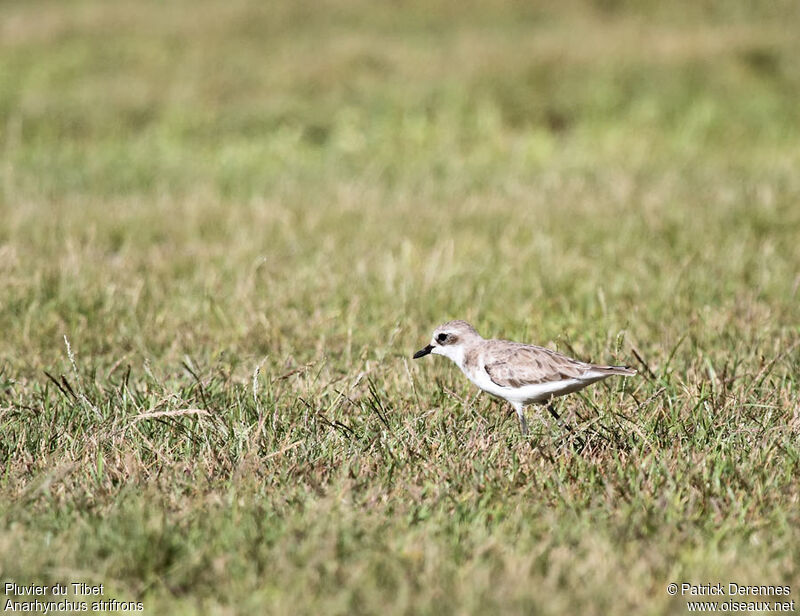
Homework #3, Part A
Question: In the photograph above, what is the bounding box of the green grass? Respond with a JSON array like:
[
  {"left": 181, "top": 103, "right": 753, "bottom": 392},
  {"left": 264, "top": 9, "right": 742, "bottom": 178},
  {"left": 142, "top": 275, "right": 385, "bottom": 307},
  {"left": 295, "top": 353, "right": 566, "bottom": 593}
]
[{"left": 1, "top": 0, "right": 799, "bottom": 614}]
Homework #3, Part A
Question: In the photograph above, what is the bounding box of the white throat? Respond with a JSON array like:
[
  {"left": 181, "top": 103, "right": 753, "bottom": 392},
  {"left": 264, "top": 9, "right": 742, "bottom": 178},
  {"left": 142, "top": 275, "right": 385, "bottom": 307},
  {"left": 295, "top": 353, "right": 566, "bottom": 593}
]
[{"left": 433, "top": 343, "right": 466, "bottom": 369}]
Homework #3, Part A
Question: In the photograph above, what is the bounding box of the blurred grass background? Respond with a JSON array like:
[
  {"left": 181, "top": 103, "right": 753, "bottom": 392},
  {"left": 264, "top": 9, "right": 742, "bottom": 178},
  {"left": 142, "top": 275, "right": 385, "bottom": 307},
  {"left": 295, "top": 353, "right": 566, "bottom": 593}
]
[{"left": 1, "top": 0, "right": 799, "bottom": 614}]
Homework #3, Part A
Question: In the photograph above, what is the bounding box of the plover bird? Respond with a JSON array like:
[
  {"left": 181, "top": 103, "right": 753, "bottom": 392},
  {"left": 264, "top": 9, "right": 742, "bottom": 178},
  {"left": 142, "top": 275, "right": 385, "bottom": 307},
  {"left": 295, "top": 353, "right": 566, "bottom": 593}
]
[{"left": 413, "top": 320, "right": 635, "bottom": 435}]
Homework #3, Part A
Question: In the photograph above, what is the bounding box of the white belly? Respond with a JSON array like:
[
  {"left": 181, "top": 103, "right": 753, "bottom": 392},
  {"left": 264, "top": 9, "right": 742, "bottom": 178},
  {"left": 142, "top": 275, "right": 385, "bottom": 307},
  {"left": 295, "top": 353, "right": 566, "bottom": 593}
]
[{"left": 461, "top": 362, "right": 597, "bottom": 405}]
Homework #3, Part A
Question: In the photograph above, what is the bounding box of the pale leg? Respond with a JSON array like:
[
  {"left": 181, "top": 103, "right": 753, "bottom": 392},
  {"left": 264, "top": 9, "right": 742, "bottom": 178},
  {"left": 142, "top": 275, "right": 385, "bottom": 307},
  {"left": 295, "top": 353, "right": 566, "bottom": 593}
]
[{"left": 511, "top": 401, "right": 528, "bottom": 435}]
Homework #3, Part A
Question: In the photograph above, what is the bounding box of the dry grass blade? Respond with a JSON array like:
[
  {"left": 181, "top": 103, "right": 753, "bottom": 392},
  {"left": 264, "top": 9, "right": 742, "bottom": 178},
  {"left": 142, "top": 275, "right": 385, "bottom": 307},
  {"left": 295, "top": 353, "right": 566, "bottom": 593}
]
[{"left": 130, "top": 408, "right": 210, "bottom": 422}]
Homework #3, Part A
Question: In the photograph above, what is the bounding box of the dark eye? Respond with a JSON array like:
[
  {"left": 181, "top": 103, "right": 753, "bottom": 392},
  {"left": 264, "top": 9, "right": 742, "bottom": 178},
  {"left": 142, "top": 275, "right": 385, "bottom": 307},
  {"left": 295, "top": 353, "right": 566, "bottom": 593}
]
[{"left": 437, "top": 333, "right": 448, "bottom": 343}]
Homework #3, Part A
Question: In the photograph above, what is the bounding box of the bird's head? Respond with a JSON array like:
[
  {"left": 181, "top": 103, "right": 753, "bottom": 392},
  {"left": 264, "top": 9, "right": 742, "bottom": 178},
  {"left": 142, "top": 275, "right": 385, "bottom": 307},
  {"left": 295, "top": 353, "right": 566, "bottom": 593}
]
[{"left": 413, "top": 320, "right": 482, "bottom": 362}]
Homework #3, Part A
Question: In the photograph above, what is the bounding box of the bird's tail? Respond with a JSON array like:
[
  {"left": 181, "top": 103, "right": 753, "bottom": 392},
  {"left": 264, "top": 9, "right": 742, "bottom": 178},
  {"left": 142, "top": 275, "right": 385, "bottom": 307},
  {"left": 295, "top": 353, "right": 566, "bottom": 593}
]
[{"left": 588, "top": 364, "right": 637, "bottom": 377}]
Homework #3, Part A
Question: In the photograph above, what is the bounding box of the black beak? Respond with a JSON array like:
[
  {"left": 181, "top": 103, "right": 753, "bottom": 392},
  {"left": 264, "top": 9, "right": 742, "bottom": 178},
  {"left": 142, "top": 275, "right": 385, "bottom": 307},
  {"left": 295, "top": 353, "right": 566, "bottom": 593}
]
[{"left": 413, "top": 344, "right": 433, "bottom": 359}]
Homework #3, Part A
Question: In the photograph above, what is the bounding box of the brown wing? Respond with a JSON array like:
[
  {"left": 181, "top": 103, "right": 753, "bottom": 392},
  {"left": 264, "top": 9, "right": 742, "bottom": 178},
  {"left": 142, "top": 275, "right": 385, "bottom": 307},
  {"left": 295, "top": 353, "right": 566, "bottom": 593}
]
[{"left": 483, "top": 342, "right": 589, "bottom": 389}]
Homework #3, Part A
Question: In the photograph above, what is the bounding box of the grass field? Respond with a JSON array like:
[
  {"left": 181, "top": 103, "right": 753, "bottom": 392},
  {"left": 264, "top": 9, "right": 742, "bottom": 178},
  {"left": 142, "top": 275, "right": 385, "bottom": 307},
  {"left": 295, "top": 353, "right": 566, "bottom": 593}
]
[{"left": 1, "top": 0, "right": 799, "bottom": 614}]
